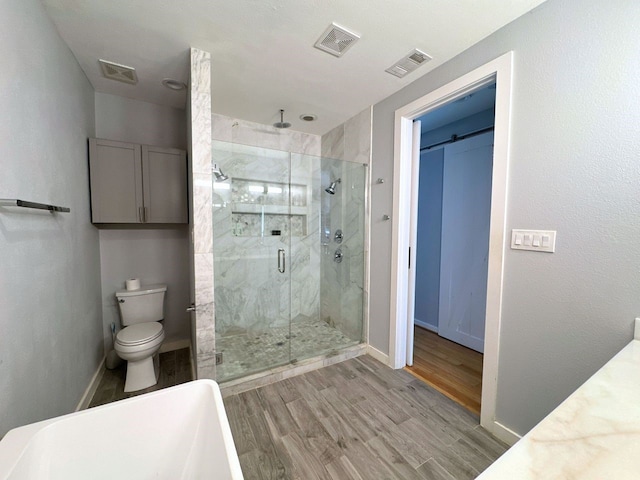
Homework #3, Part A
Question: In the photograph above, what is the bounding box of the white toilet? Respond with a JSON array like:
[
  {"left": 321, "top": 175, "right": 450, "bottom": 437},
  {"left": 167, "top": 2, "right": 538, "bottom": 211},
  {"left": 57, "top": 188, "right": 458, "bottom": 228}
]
[{"left": 114, "top": 284, "right": 167, "bottom": 392}]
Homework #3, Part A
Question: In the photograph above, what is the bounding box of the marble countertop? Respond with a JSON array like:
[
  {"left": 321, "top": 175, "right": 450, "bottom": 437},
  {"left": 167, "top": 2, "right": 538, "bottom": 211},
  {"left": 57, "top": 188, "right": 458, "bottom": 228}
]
[{"left": 478, "top": 319, "right": 640, "bottom": 479}]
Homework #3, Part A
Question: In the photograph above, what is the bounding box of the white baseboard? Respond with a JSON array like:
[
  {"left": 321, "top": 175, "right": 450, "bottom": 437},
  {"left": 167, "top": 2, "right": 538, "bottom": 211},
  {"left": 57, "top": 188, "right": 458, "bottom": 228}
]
[
  {"left": 487, "top": 420, "right": 521, "bottom": 446},
  {"left": 159, "top": 338, "right": 191, "bottom": 354},
  {"left": 75, "top": 355, "right": 106, "bottom": 411},
  {"left": 414, "top": 319, "right": 438, "bottom": 333},
  {"left": 366, "top": 344, "right": 390, "bottom": 366}
]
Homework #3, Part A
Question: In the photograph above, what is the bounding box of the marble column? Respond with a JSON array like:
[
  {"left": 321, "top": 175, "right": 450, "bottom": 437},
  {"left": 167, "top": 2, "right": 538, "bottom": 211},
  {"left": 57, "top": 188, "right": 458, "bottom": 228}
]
[{"left": 189, "top": 47, "right": 216, "bottom": 379}]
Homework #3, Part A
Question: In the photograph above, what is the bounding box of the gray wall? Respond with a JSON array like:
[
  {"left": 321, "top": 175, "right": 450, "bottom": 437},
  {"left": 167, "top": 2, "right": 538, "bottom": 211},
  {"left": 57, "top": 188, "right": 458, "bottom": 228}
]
[
  {"left": 98, "top": 228, "right": 191, "bottom": 347},
  {"left": 0, "top": 0, "right": 102, "bottom": 436},
  {"left": 94, "top": 94, "right": 190, "bottom": 350},
  {"left": 371, "top": 0, "right": 640, "bottom": 434},
  {"left": 95, "top": 92, "right": 187, "bottom": 149}
]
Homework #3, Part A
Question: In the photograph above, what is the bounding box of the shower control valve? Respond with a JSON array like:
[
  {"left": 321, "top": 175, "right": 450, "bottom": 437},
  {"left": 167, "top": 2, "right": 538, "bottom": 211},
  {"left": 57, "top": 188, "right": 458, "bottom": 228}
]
[
  {"left": 334, "top": 249, "right": 343, "bottom": 263},
  {"left": 334, "top": 229, "right": 343, "bottom": 244}
]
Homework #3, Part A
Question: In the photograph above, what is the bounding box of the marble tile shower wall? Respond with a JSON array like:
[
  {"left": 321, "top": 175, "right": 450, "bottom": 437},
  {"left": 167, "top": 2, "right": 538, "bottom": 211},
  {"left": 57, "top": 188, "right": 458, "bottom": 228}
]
[
  {"left": 210, "top": 114, "right": 322, "bottom": 338},
  {"left": 290, "top": 153, "right": 323, "bottom": 325},
  {"left": 211, "top": 113, "right": 320, "bottom": 156},
  {"left": 320, "top": 107, "right": 372, "bottom": 343},
  {"left": 320, "top": 160, "right": 367, "bottom": 341}
]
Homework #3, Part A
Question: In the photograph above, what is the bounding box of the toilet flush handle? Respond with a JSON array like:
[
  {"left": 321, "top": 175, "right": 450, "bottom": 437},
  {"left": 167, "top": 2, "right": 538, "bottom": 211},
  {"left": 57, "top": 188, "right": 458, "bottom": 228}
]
[
  {"left": 118, "top": 299, "right": 125, "bottom": 303},
  {"left": 186, "top": 304, "right": 196, "bottom": 312}
]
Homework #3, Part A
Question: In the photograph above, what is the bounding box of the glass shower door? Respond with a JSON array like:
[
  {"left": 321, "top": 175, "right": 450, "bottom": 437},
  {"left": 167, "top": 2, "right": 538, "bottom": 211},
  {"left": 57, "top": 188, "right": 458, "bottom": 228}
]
[
  {"left": 211, "top": 141, "right": 292, "bottom": 382},
  {"left": 289, "top": 154, "right": 366, "bottom": 363}
]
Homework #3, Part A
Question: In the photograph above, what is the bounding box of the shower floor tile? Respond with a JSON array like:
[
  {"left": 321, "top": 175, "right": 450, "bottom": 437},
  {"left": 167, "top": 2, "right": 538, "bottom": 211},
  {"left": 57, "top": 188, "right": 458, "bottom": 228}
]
[{"left": 216, "top": 318, "right": 359, "bottom": 382}]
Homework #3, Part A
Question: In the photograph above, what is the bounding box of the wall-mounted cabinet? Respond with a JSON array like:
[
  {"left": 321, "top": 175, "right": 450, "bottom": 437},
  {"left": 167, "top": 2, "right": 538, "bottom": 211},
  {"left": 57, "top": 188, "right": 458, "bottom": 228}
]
[{"left": 89, "top": 138, "right": 188, "bottom": 224}]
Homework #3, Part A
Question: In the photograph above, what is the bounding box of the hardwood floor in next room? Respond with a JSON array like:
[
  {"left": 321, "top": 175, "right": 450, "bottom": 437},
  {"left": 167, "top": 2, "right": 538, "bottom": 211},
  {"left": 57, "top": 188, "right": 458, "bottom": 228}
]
[
  {"left": 223, "top": 355, "right": 507, "bottom": 480},
  {"left": 405, "top": 327, "right": 483, "bottom": 415}
]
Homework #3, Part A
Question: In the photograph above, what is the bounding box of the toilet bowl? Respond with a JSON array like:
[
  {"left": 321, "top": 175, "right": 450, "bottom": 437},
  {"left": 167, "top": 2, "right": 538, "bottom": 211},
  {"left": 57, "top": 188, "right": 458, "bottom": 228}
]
[
  {"left": 114, "top": 322, "right": 165, "bottom": 392},
  {"left": 114, "top": 284, "right": 167, "bottom": 392}
]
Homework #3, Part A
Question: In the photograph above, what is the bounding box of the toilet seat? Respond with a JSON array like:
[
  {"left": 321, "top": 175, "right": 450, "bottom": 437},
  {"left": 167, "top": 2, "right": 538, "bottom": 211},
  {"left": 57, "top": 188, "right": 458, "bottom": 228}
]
[{"left": 116, "top": 323, "right": 163, "bottom": 346}]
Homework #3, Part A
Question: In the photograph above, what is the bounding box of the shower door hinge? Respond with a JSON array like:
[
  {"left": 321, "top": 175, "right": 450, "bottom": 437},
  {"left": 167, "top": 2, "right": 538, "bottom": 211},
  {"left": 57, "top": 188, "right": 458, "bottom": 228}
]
[{"left": 215, "top": 352, "right": 224, "bottom": 365}]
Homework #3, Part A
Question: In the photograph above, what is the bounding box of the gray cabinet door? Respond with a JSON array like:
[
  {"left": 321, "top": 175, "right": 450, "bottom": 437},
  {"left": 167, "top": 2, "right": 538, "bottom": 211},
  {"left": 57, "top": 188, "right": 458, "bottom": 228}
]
[
  {"left": 89, "top": 138, "right": 143, "bottom": 223},
  {"left": 141, "top": 145, "right": 188, "bottom": 224}
]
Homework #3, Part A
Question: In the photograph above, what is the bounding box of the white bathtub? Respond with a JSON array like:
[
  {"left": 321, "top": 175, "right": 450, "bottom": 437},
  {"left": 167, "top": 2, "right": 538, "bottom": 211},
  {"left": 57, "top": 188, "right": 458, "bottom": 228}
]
[{"left": 0, "top": 380, "right": 243, "bottom": 479}]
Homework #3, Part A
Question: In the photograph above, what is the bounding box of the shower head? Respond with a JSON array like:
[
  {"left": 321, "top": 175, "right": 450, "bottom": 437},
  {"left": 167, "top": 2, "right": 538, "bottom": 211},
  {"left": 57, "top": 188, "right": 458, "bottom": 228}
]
[
  {"left": 214, "top": 171, "right": 229, "bottom": 182},
  {"left": 325, "top": 178, "right": 341, "bottom": 195},
  {"left": 273, "top": 109, "right": 291, "bottom": 129},
  {"left": 213, "top": 165, "right": 229, "bottom": 182}
]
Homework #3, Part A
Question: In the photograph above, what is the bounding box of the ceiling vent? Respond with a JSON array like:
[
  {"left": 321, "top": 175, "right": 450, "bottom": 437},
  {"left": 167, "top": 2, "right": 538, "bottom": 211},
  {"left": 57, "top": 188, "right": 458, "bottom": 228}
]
[
  {"left": 385, "top": 49, "right": 432, "bottom": 78},
  {"left": 98, "top": 59, "right": 138, "bottom": 85},
  {"left": 314, "top": 23, "right": 360, "bottom": 57}
]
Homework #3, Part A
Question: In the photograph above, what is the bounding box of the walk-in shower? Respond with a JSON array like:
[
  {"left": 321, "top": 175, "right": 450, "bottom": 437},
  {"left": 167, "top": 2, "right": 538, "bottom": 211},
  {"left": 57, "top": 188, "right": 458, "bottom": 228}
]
[{"left": 210, "top": 140, "right": 366, "bottom": 383}]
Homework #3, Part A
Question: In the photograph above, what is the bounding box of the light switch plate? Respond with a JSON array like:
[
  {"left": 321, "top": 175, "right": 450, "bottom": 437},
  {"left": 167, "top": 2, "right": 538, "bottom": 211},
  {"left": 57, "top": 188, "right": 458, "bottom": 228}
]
[{"left": 511, "top": 229, "right": 556, "bottom": 253}]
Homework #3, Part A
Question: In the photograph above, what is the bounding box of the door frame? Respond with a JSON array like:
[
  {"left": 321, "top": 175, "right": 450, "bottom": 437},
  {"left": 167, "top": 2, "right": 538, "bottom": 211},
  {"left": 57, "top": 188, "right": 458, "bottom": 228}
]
[{"left": 388, "top": 52, "right": 513, "bottom": 439}]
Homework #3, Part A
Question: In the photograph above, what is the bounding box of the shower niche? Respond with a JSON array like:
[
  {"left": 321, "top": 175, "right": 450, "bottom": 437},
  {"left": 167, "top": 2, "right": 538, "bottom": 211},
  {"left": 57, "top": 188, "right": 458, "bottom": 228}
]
[
  {"left": 229, "top": 178, "right": 309, "bottom": 237},
  {"left": 211, "top": 140, "right": 366, "bottom": 383}
]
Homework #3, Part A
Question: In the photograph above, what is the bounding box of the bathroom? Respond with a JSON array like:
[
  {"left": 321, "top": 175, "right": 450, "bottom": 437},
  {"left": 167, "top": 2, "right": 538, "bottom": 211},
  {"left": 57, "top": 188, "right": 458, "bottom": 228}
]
[
  {"left": 89, "top": 86, "right": 372, "bottom": 396},
  {"left": 3, "top": 0, "right": 640, "bottom": 477},
  {"left": 1, "top": 8, "right": 373, "bottom": 432}
]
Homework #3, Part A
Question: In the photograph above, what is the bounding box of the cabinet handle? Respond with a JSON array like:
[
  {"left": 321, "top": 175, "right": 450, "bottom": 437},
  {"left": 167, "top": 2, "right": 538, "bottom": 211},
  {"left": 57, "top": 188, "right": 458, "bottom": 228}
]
[{"left": 139, "top": 207, "right": 144, "bottom": 223}]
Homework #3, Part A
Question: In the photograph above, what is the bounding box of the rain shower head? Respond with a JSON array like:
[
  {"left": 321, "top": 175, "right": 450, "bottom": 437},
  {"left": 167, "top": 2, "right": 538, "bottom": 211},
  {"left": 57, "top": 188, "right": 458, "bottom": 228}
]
[
  {"left": 325, "top": 178, "right": 341, "bottom": 195},
  {"left": 273, "top": 109, "right": 291, "bottom": 129},
  {"left": 213, "top": 165, "right": 229, "bottom": 182}
]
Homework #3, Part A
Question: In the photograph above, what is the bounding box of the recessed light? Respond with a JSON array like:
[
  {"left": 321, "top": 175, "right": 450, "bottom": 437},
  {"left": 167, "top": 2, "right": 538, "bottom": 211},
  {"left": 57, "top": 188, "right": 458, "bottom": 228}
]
[
  {"left": 161, "top": 78, "right": 186, "bottom": 91},
  {"left": 300, "top": 114, "right": 317, "bottom": 122}
]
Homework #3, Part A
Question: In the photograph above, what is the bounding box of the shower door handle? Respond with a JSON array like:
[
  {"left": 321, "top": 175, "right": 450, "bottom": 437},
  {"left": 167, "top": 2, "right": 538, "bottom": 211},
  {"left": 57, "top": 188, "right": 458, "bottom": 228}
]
[{"left": 277, "top": 248, "right": 286, "bottom": 273}]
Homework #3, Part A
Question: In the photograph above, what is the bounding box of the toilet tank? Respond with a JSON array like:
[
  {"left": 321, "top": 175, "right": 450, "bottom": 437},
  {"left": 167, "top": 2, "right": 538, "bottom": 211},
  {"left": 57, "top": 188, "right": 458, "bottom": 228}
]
[{"left": 115, "top": 284, "right": 167, "bottom": 326}]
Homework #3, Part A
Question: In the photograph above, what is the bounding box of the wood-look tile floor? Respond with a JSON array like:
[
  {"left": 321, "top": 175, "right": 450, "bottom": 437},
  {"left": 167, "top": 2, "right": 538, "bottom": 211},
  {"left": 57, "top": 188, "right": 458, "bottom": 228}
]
[
  {"left": 223, "top": 355, "right": 507, "bottom": 480},
  {"left": 405, "top": 327, "right": 483, "bottom": 415},
  {"left": 88, "top": 348, "right": 192, "bottom": 408}
]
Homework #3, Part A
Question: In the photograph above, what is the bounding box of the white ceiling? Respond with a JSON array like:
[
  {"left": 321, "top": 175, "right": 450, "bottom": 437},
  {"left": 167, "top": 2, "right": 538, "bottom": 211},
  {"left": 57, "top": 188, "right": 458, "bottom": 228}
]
[{"left": 41, "top": 0, "right": 547, "bottom": 135}]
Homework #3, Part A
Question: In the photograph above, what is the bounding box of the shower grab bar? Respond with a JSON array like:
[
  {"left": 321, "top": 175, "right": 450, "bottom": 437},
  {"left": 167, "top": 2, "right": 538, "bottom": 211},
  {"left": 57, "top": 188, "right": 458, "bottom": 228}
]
[
  {"left": 277, "top": 248, "right": 285, "bottom": 273},
  {"left": 0, "top": 198, "right": 70, "bottom": 212}
]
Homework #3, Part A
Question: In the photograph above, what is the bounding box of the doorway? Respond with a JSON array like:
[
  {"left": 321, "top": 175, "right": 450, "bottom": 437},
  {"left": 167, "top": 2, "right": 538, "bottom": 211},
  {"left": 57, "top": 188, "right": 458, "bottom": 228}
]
[
  {"left": 405, "top": 90, "right": 495, "bottom": 414},
  {"left": 389, "top": 52, "right": 513, "bottom": 437}
]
